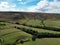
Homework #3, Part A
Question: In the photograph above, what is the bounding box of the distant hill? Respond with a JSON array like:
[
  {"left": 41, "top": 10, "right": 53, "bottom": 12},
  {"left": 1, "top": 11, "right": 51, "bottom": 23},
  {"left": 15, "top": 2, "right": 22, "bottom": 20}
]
[{"left": 0, "top": 12, "right": 60, "bottom": 21}]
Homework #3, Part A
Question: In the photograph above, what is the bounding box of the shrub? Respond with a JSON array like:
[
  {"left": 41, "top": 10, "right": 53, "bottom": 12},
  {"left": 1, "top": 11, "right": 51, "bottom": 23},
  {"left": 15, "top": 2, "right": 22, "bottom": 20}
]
[
  {"left": 32, "top": 35, "right": 37, "bottom": 41},
  {"left": 15, "top": 22, "right": 20, "bottom": 25},
  {"left": 20, "top": 40, "right": 24, "bottom": 44}
]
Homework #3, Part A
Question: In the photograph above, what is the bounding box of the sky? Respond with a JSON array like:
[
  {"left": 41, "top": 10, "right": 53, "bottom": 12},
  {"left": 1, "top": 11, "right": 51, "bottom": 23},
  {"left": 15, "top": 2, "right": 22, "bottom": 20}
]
[{"left": 0, "top": 0, "right": 60, "bottom": 13}]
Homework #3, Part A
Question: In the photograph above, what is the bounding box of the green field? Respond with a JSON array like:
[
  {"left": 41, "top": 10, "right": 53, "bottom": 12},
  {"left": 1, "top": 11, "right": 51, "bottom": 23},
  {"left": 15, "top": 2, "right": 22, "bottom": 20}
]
[
  {"left": 0, "top": 19, "right": 60, "bottom": 45},
  {"left": 19, "top": 19, "right": 60, "bottom": 28},
  {"left": 17, "top": 38, "right": 60, "bottom": 45}
]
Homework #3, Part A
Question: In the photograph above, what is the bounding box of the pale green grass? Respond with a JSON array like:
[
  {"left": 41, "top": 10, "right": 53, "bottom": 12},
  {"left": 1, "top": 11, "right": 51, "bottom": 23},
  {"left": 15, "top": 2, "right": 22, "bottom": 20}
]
[
  {"left": 45, "top": 20, "right": 60, "bottom": 28},
  {"left": 0, "top": 22, "right": 10, "bottom": 30},
  {"left": 17, "top": 38, "right": 60, "bottom": 45},
  {"left": 1, "top": 30, "right": 32, "bottom": 44},
  {"left": 0, "top": 22, "right": 32, "bottom": 45},
  {"left": 19, "top": 19, "right": 60, "bottom": 28},
  {"left": 0, "top": 20, "right": 60, "bottom": 45},
  {"left": 0, "top": 28, "right": 20, "bottom": 36},
  {"left": 13, "top": 24, "right": 60, "bottom": 34}
]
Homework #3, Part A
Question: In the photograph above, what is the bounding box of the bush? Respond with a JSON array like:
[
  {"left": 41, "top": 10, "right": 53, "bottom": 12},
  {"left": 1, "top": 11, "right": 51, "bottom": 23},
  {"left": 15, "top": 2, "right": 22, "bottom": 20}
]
[
  {"left": 16, "top": 27, "right": 21, "bottom": 29},
  {"left": 0, "top": 24, "right": 6, "bottom": 26},
  {"left": 14, "top": 26, "right": 17, "bottom": 28},
  {"left": 20, "top": 40, "right": 24, "bottom": 44},
  {"left": 15, "top": 22, "right": 20, "bottom": 25},
  {"left": 32, "top": 35, "right": 37, "bottom": 41}
]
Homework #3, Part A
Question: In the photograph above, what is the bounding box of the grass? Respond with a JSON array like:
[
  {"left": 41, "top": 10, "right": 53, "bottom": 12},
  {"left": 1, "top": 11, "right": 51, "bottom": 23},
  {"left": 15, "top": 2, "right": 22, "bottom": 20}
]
[
  {"left": 17, "top": 38, "right": 60, "bottom": 45},
  {"left": 45, "top": 20, "right": 60, "bottom": 28},
  {"left": 0, "top": 28, "right": 32, "bottom": 45},
  {"left": 0, "top": 19, "right": 60, "bottom": 45},
  {"left": 1, "top": 30, "right": 32, "bottom": 44},
  {"left": 13, "top": 24, "right": 60, "bottom": 34},
  {"left": 0, "top": 22, "right": 10, "bottom": 30},
  {"left": 0, "top": 22, "right": 32, "bottom": 45},
  {"left": 19, "top": 19, "right": 60, "bottom": 28}
]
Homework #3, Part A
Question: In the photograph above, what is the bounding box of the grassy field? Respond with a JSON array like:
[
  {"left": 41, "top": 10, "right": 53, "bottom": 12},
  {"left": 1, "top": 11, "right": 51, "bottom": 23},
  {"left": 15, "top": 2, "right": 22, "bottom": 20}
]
[
  {"left": 19, "top": 19, "right": 60, "bottom": 28},
  {"left": 0, "top": 22, "right": 32, "bottom": 45},
  {"left": 17, "top": 38, "right": 60, "bottom": 45},
  {"left": 0, "top": 19, "right": 60, "bottom": 45}
]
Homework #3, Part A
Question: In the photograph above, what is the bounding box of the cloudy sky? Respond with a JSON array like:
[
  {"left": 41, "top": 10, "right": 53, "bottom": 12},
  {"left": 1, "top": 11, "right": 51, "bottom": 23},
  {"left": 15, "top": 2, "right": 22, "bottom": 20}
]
[{"left": 0, "top": 0, "right": 60, "bottom": 13}]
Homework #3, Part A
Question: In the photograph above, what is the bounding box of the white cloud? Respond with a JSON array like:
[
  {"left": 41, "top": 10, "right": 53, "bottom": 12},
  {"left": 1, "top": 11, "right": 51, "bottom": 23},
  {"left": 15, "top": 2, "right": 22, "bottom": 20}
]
[
  {"left": 0, "top": 1, "right": 20, "bottom": 11},
  {"left": 27, "top": 0, "right": 48, "bottom": 12},
  {"left": 0, "top": 0, "right": 60, "bottom": 13},
  {"left": 42, "top": 1, "right": 60, "bottom": 13},
  {"left": 27, "top": 0, "right": 60, "bottom": 13},
  {"left": 0, "top": 2, "right": 9, "bottom": 8}
]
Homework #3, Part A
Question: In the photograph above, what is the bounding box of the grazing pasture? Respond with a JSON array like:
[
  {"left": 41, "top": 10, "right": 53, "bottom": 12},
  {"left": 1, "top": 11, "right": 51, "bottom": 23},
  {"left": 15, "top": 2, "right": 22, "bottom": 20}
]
[
  {"left": 0, "top": 19, "right": 60, "bottom": 45},
  {"left": 0, "top": 12, "right": 60, "bottom": 45}
]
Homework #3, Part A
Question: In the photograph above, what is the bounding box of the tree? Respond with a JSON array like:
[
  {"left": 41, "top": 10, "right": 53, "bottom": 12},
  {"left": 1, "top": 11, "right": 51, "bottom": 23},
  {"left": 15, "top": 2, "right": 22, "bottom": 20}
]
[
  {"left": 20, "top": 40, "right": 24, "bottom": 44},
  {"left": 32, "top": 35, "right": 37, "bottom": 41},
  {"left": 13, "top": 13, "right": 25, "bottom": 20},
  {"left": 36, "top": 14, "right": 47, "bottom": 27}
]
